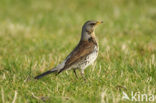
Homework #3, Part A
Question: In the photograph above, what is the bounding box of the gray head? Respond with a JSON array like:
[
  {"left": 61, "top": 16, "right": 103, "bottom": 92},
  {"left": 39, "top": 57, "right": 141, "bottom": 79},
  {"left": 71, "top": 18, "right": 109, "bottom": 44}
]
[{"left": 81, "top": 20, "right": 103, "bottom": 40}]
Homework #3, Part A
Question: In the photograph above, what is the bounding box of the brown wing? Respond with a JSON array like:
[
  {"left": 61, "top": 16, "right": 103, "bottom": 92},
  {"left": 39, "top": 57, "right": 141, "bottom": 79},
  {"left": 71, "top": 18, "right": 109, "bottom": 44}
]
[
  {"left": 58, "top": 38, "right": 97, "bottom": 73},
  {"left": 66, "top": 40, "right": 95, "bottom": 66}
]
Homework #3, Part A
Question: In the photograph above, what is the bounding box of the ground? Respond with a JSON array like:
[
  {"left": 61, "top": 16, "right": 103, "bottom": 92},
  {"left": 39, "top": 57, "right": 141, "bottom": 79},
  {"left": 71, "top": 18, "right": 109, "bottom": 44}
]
[{"left": 0, "top": 0, "right": 156, "bottom": 103}]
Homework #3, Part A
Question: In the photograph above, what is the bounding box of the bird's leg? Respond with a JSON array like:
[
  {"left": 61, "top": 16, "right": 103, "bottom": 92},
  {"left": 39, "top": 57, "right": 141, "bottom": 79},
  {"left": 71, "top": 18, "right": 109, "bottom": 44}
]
[
  {"left": 81, "top": 70, "right": 86, "bottom": 81},
  {"left": 73, "top": 69, "right": 78, "bottom": 79}
]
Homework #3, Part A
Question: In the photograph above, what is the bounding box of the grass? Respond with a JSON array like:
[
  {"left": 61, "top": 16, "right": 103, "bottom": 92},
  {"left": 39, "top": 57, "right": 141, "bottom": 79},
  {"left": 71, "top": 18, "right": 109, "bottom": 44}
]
[{"left": 0, "top": 0, "right": 156, "bottom": 103}]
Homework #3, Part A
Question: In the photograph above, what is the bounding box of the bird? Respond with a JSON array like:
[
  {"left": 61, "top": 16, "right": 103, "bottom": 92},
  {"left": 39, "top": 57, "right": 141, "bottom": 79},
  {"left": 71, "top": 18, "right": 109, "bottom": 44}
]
[{"left": 34, "top": 20, "right": 103, "bottom": 79}]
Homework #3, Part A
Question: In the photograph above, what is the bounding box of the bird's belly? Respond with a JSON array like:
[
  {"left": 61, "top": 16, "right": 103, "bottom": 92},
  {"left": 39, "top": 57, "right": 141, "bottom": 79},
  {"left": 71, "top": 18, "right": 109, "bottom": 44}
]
[{"left": 75, "top": 46, "right": 98, "bottom": 69}]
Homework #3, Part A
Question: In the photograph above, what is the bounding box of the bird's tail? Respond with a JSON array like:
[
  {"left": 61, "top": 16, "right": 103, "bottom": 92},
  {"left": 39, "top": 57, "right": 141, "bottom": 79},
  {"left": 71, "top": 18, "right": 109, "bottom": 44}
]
[
  {"left": 34, "top": 68, "right": 57, "bottom": 79},
  {"left": 34, "top": 61, "right": 66, "bottom": 79}
]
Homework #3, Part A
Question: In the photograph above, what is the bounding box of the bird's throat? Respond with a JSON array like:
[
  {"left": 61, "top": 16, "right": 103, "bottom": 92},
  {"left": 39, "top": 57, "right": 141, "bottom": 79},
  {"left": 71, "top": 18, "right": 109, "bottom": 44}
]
[{"left": 81, "top": 31, "right": 96, "bottom": 41}]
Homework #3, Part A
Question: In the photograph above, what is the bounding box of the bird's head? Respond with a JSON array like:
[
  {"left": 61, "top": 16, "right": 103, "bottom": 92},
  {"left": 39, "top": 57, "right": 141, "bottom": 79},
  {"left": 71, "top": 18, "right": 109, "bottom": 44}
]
[{"left": 81, "top": 20, "right": 103, "bottom": 40}]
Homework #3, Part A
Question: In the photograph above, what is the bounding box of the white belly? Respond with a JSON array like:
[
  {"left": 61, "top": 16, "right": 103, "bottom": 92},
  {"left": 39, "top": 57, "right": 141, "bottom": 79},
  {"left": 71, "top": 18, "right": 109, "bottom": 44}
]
[{"left": 76, "top": 46, "right": 99, "bottom": 70}]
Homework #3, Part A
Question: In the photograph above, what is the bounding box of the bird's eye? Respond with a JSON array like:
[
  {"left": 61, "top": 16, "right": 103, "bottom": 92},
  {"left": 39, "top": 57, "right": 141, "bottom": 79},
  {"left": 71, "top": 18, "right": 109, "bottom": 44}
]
[{"left": 90, "top": 23, "right": 95, "bottom": 26}]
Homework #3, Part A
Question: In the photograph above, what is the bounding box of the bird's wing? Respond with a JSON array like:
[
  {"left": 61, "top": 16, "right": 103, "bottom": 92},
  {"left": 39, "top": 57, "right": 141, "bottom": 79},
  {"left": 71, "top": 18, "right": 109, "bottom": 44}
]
[{"left": 58, "top": 39, "right": 97, "bottom": 73}]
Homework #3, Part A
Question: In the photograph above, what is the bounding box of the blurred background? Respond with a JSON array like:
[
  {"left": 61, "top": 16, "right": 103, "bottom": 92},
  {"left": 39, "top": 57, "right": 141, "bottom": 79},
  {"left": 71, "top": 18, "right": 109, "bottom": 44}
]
[
  {"left": 0, "top": 0, "right": 155, "bottom": 57},
  {"left": 0, "top": 0, "right": 156, "bottom": 103}
]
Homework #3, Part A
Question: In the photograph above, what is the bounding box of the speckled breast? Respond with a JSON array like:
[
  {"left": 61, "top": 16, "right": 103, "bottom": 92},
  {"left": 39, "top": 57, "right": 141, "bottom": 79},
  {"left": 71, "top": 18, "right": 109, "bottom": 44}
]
[{"left": 78, "top": 45, "right": 99, "bottom": 69}]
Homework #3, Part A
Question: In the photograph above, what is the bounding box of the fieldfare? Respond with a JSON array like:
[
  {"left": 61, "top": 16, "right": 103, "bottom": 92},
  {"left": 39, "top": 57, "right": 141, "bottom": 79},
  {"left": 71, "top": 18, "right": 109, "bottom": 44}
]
[{"left": 34, "top": 20, "right": 103, "bottom": 79}]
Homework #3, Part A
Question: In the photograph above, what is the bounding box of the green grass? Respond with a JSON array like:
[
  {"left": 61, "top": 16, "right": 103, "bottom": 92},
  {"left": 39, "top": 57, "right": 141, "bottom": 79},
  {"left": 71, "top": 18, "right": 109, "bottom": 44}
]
[{"left": 0, "top": 0, "right": 156, "bottom": 103}]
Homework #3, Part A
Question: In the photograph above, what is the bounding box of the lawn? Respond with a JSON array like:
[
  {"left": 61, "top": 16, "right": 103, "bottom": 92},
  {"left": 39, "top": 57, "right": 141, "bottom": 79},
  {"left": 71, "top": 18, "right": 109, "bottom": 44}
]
[{"left": 0, "top": 0, "right": 156, "bottom": 103}]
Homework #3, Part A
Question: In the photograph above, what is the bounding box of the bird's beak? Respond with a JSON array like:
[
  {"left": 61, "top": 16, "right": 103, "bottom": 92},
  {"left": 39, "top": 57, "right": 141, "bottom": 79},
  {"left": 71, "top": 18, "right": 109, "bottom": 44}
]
[{"left": 96, "top": 21, "right": 103, "bottom": 25}]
